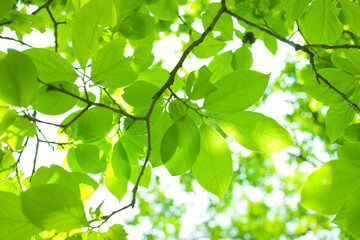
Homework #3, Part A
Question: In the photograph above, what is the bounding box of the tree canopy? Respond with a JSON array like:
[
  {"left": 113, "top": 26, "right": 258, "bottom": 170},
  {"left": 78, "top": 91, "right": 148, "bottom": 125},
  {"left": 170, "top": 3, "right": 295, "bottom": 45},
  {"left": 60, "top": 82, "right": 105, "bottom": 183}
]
[{"left": 0, "top": 0, "right": 360, "bottom": 239}]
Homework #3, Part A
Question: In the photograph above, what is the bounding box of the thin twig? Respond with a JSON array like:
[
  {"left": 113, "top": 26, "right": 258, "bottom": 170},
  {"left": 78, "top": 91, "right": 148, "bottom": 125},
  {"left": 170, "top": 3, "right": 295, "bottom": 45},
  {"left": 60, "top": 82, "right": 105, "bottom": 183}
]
[
  {"left": 31, "top": 0, "right": 55, "bottom": 15},
  {"left": 0, "top": 36, "right": 33, "bottom": 48},
  {"left": 29, "top": 134, "right": 40, "bottom": 182},
  {"left": 60, "top": 105, "right": 90, "bottom": 133},
  {"left": 15, "top": 137, "right": 30, "bottom": 192}
]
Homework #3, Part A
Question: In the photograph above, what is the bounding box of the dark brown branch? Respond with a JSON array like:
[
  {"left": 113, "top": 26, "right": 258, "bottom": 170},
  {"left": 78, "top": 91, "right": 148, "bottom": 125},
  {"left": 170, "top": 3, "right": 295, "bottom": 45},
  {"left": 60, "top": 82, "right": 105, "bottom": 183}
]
[
  {"left": 37, "top": 79, "right": 138, "bottom": 120},
  {"left": 224, "top": 7, "right": 360, "bottom": 115},
  {"left": 305, "top": 49, "right": 360, "bottom": 114},
  {"left": 0, "top": 36, "right": 33, "bottom": 48},
  {"left": 0, "top": 21, "right": 12, "bottom": 26},
  {"left": 304, "top": 44, "right": 360, "bottom": 50},
  {"left": 31, "top": 0, "right": 55, "bottom": 15},
  {"left": 24, "top": 114, "right": 63, "bottom": 127},
  {"left": 98, "top": 1, "right": 228, "bottom": 225}
]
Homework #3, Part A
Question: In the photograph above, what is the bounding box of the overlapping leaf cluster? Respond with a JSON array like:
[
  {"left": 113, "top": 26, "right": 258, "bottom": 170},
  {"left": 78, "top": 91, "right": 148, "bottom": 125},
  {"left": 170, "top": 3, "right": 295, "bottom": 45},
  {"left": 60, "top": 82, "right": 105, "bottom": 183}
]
[{"left": 0, "top": 0, "right": 360, "bottom": 239}]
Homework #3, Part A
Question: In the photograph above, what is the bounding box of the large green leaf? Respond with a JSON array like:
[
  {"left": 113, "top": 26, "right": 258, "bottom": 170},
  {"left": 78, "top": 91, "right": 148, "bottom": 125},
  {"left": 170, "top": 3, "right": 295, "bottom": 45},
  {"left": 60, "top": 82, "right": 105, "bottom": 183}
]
[
  {"left": 0, "top": 50, "right": 38, "bottom": 107},
  {"left": 325, "top": 101, "right": 355, "bottom": 142},
  {"left": 203, "top": 70, "right": 269, "bottom": 113},
  {"left": 0, "top": 0, "right": 12, "bottom": 20},
  {"left": 341, "top": 0, "right": 360, "bottom": 36},
  {"left": 72, "top": 0, "right": 116, "bottom": 69},
  {"left": 303, "top": 68, "right": 358, "bottom": 104},
  {"left": 232, "top": 47, "right": 252, "bottom": 70},
  {"left": 113, "top": 0, "right": 144, "bottom": 20},
  {"left": 337, "top": 142, "right": 360, "bottom": 164},
  {"left": 0, "top": 151, "right": 15, "bottom": 180},
  {"left": 73, "top": 144, "right": 106, "bottom": 174},
  {"left": 281, "top": 0, "right": 308, "bottom": 22},
  {"left": 105, "top": 154, "right": 128, "bottom": 202},
  {"left": 208, "top": 51, "right": 233, "bottom": 83},
  {"left": 32, "top": 81, "right": 79, "bottom": 115},
  {"left": 116, "top": 13, "right": 154, "bottom": 40},
  {"left": 122, "top": 81, "right": 159, "bottom": 108},
  {"left": 301, "top": 160, "right": 360, "bottom": 214},
  {"left": 91, "top": 39, "right": 138, "bottom": 88},
  {"left": 31, "top": 165, "right": 80, "bottom": 196},
  {"left": 0, "top": 191, "right": 42, "bottom": 240},
  {"left": 331, "top": 49, "right": 360, "bottom": 75},
  {"left": 149, "top": 108, "right": 174, "bottom": 167},
  {"left": 21, "top": 184, "right": 88, "bottom": 232},
  {"left": 147, "top": 0, "right": 178, "bottom": 21},
  {"left": 299, "top": 0, "right": 343, "bottom": 44},
  {"left": 192, "top": 34, "right": 226, "bottom": 59},
  {"left": 62, "top": 107, "right": 114, "bottom": 142},
  {"left": 24, "top": 48, "right": 78, "bottom": 83},
  {"left": 190, "top": 65, "right": 217, "bottom": 100},
  {"left": 192, "top": 124, "right": 233, "bottom": 199},
  {"left": 161, "top": 116, "right": 200, "bottom": 176},
  {"left": 111, "top": 141, "right": 131, "bottom": 180},
  {"left": 215, "top": 111, "right": 295, "bottom": 153},
  {"left": 343, "top": 123, "right": 360, "bottom": 142}
]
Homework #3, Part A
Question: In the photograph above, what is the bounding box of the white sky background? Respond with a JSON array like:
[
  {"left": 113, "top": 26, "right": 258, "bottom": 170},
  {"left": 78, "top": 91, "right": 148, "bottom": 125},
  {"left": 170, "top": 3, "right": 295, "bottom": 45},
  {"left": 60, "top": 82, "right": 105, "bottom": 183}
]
[{"left": 0, "top": 2, "right": 340, "bottom": 239}]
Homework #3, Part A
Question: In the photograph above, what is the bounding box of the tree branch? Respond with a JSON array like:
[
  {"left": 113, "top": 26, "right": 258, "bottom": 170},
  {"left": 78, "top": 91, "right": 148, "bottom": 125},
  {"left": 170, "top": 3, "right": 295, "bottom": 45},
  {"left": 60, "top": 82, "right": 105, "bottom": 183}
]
[{"left": 31, "top": 0, "right": 55, "bottom": 15}]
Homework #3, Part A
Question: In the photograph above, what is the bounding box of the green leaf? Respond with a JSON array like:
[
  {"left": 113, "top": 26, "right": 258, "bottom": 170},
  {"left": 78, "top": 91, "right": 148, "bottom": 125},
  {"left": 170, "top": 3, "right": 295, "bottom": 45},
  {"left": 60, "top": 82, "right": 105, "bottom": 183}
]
[
  {"left": 62, "top": 107, "right": 114, "bottom": 142},
  {"left": 281, "top": 0, "right": 308, "bottom": 22},
  {"left": 341, "top": 0, "right": 360, "bottom": 36},
  {"left": 303, "top": 68, "right": 358, "bottom": 104},
  {"left": 301, "top": 159, "right": 360, "bottom": 214},
  {"left": 202, "top": 3, "right": 233, "bottom": 41},
  {"left": 343, "top": 123, "right": 360, "bottom": 142},
  {"left": 111, "top": 141, "right": 131, "bottom": 180},
  {"left": 203, "top": 70, "right": 269, "bottom": 113},
  {"left": 192, "top": 124, "right": 233, "bottom": 199},
  {"left": 0, "top": 50, "right": 38, "bottom": 107},
  {"left": 91, "top": 39, "right": 138, "bottom": 88},
  {"left": 21, "top": 184, "right": 88, "bottom": 232},
  {"left": 122, "top": 81, "right": 159, "bottom": 108},
  {"left": 215, "top": 111, "right": 295, "bottom": 153},
  {"left": 121, "top": 132, "right": 146, "bottom": 164},
  {"left": 232, "top": 47, "right": 253, "bottom": 70},
  {"left": 262, "top": 33, "right": 277, "bottom": 55},
  {"left": 190, "top": 65, "right": 217, "bottom": 100},
  {"left": 24, "top": 48, "right": 78, "bottom": 83},
  {"left": 0, "top": 113, "right": 36, "bottom": 150},
  {"left": 168, "top": 100, "right": 187, "bottom": 121},
  {"left": 0, "top": 151, "right": 15, "bottom": 180},
  {"left": 299, "top": 0, "right": 343, "bottom": 44},
  {"left": 192, "top": 34, "right": 226, "bottom": 59},
  {"left": 105, "top": 155, "right": 128, "bottom": 202},
  {"left": 31, "top": 165, "right": 81, "bottom": 196},
  {"left": 0, "top": 0, "right": 13, "bottom": 20},
  {"left": 74, "top": 144, "right": 105, "bottom": 174},
  {"left": 137, "top": 68, "right": 169, "bottom": 88},
  {"left": 325, "top": 101, "right": 355, "bottom": 142},
  {"left": 337, "top": 142, "right": 360, "bottom": 164},
  {"left": 113, "top": 0, "right": 144, "bottom": 20},
  {"left": 72, "top": 0, "right": 116, "bottom": 69},
  {"left": 70, "top": 172, "right": 99, "bottom": 201},
  {"left": 116, "top": 13, "right": 154, "bottom": 40},
  {"left": 149, "top": 108, "right": 174, "bottom": 167},
  {"left": 129, "top": 164, "right": 151, "bottom": 188},
  {"left": 0, "top": 180, "right": 21, "bottom": 194},
  {"left": 0, "top": 191, "right": 42, "bottom": 240},
  {"left": 161, "top": 116, "right": 200, "bottom": 176},
  {"left": 32, "top": 81, "right": 79, "bottom": 115},
  {"left": 106, "top": 224, "right": 128, "bottom": 240},
  {"left": 208, "top": 51, "right": 233, "bottom": 83},
  {"left": 147, "top": 0, "right": 178, "bottom": 21},
  {"left": 331, "top": 49, "right": 360, "bottom": 75}
]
